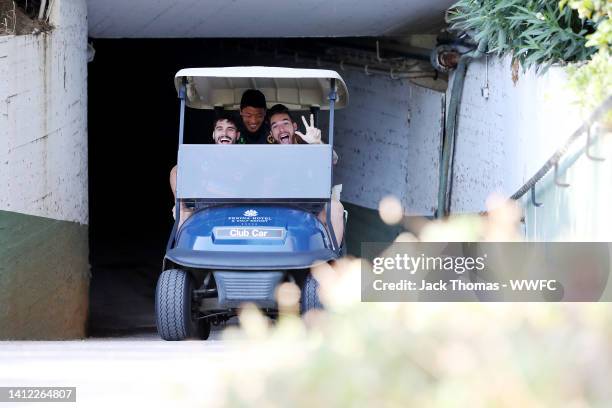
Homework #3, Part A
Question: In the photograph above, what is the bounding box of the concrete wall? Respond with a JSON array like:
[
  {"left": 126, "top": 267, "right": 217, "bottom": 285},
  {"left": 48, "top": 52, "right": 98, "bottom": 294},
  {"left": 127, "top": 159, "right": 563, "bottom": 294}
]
[
  {"left": 299, "top": 54, "right": 608, "bottom": 242},
  {"left": 87, "top": 0, "right": 454, "bottom": 38},
  {"left": 0, "top": 0, "right": 89, "bottom": 339},
  {"left": 447, "top": 55, "right": 583, "bottom": 213},
  {"left": 447, "top": 54, "right": 611, "bottom": 240},
  {"left": 283, "top": 53, "right": 601, "bottom": 243},
  {"left": 332, "top": 68, "right": 444, "bottom": 216}
]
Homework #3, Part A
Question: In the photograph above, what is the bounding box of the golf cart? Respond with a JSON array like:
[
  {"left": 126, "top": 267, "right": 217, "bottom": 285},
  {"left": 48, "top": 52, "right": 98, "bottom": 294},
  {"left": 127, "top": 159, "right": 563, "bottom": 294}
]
[{"left": 156, "top": 67, "right": 349, "bottom": 341}]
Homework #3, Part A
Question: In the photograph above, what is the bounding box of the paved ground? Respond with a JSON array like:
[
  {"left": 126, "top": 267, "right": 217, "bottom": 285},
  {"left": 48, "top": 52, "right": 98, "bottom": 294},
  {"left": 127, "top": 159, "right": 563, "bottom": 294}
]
[
  {"left": 0, "top": 326, "right": 243, "bottom": 407},
  {"left": 0, "top": 252, "right": 260, "bottom": 406}
]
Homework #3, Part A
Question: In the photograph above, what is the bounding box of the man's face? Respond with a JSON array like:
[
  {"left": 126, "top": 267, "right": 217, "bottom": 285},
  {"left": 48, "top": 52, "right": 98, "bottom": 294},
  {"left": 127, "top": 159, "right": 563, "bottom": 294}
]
[
  {"left": 212, "top": 119, "right": 240, "bottom": 144},
  {"left": 269, "top": 112, "right": 297, "bottom": 144},
  {"left": 240, "top": 106, "right": 266, "bottom": 133}
]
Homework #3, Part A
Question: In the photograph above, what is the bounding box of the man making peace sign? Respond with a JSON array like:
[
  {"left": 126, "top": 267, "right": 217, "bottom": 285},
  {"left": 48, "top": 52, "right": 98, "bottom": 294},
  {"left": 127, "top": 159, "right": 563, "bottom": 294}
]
[
  {"left": 267, "top": 103, "right": 338, "bottom": 164},
  {"left": 267, "top": 104, "right": 343, "bottom": 243}
]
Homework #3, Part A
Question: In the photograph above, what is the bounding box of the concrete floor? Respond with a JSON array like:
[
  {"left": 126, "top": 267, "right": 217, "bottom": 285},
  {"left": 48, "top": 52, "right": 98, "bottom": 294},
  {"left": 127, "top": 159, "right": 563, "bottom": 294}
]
[
  {"left": 0, "top": 326, "right": 242, "bottom": 407},
  {"left": 46, "top": 244, "right": 267, "bottom": 406}
]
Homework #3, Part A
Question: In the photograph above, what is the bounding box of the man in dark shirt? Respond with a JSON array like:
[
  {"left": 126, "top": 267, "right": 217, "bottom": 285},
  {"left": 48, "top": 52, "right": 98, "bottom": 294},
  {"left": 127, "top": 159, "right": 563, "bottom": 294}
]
[{"left": 237, "top": 89, "right": 270, "bottom": 144}]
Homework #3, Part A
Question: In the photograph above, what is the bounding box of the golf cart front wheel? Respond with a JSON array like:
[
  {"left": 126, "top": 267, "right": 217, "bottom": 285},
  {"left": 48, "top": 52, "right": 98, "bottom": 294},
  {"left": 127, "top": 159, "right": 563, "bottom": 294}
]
[
  {"left": 300, "top": 273, "right": 323, "bottom": 314},
  {"left": 155, "top": 269, "right": 194, "bottom": 341}
]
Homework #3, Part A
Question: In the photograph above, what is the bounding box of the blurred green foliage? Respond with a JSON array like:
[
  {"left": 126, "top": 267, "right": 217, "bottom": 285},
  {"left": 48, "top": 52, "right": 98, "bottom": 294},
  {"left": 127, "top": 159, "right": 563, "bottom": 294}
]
[
  {"left": 447, "top": 0, "right": 596, "bottom": 71},
  {"left": 566, "top": 51, "right": 612, "bottom": 120},
  {"left": 221, "top": 210, "right": 612, "bottom": 407},
  {"left": 560, "top": 0, "right": 611, "bottom": 50},
  {"left": 561, "top": 0, "right": 612, "bottom": 121},
  {"left": 223, "top": 294, "right": 612, "bottom": 406}
]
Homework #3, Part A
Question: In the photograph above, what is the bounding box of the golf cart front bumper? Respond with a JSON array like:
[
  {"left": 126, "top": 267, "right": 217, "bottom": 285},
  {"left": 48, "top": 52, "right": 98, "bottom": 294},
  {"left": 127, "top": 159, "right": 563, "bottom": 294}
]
[{"left": 165, "top": 248, "right": 336, "bottom": 270}]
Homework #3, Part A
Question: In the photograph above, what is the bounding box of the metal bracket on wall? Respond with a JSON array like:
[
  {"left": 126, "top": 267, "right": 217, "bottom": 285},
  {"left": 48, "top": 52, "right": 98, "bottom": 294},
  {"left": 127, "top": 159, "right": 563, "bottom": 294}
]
[
  {"left": 376, "top": 40, "right": 405, "bottom": 63},
  {"left": 509, "top": 96, "right": 612, "bottom": 205},
  {"left": 531, "top": 185, "right": 542, "bottom": 207},
  {"left": 554, "top": 162, "right": 570, "bottom": 187},
  {"left": 586, "top": 126, "right": 605, "bottom": 161}
]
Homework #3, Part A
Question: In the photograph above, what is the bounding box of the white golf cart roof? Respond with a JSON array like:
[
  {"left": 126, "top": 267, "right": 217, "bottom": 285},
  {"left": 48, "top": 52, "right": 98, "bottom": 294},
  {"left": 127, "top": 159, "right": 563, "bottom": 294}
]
[{"left": 174, "top": 66, "right": 348, "bottom": 110}]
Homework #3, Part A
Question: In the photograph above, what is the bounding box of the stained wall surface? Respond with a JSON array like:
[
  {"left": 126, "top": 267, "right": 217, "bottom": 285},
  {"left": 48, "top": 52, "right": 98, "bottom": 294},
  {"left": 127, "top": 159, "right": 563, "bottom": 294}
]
[
  {"left": 0, "top": 0, "right": 89, "bottom": 339},
  {"left": 447, "top": 55, "right": 583, "bottom": 214},
  {"left": 332, "top": 68, "right": 444, "bottom": 216}
]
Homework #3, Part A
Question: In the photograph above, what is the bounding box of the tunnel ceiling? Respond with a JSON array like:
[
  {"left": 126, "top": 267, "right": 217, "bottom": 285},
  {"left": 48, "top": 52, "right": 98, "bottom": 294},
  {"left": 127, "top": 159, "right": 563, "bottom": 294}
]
[{"left": 87, "top": 0, "right": 455, "bottom": 38}]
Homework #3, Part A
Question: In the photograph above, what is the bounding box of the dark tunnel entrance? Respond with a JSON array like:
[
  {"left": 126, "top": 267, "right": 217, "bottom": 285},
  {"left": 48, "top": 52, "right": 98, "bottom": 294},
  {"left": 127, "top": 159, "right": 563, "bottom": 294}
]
[
  {"left": 87, "top": 38, "right": 436, "bottom": 335},
  {"left": 88, "top": 39, "right": 273, "bottom": 334}
]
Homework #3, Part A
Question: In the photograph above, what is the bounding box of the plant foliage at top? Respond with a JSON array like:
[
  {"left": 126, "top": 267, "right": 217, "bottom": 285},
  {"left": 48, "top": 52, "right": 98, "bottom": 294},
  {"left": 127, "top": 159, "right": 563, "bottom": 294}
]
[
  {"left": 561, "top": 0, "right": 611, "bottom": 121},
  {"left": 447, "top": 0, "right": 597, "bottom": 70},
  {"left": 560, "top": 0, "right": 611, "bottom": 51}
]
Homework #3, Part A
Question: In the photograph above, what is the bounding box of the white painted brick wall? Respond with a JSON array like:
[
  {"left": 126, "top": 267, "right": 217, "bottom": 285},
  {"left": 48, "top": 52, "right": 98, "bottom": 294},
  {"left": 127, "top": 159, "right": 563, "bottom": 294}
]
[
  {"left": 448, "top": 55, "right": 582, "bottom": 213},
  {"left": 333, "top": 69, "right": 444, "bottom": 216},
  {"left": 0, "top": 0, "right": 88, "bottom": 224}
]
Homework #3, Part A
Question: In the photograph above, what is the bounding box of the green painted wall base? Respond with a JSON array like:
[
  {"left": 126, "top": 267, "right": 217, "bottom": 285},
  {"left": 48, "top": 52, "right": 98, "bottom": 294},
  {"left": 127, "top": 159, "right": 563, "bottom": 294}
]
[{"left": 0, "top": 210, "right": 89, "bottom": 339}]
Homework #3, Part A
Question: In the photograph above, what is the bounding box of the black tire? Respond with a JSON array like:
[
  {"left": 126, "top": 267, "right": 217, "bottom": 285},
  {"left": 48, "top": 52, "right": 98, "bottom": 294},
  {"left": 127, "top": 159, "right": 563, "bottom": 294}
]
[
  {"left": 155, "top": 269, "right": 193, "bottom": 341},
  {"left": 300, "top": 273, "right": 323, "bottom": 314}
]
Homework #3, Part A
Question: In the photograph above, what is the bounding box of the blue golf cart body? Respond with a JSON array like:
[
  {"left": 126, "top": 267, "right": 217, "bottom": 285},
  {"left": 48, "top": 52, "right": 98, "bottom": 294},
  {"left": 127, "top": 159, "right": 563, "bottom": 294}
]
[{"left": 156, "top": 67, "right": 349, "bottom": 340}]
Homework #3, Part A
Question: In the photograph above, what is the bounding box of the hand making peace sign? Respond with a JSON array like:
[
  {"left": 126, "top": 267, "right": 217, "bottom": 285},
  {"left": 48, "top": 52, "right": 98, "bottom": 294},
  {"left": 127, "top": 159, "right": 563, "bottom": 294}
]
[{"left": 295, "top": 114, "right": 322, "bottom": 144}]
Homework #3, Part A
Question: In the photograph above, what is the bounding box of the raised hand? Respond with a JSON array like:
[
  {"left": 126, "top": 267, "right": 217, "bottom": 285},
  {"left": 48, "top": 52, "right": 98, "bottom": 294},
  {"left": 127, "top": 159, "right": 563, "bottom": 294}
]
[{"left": 295, "top": 114, "right": 322, "bottom": 144}]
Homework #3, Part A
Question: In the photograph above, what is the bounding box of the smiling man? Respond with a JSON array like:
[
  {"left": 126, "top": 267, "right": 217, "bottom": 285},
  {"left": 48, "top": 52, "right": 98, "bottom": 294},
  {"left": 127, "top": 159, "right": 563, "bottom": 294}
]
[
  {"left": 268, "top": 104, "right": 338, "bottom": 164},
  {"left": 268, "top": 103, "right": 306, "bottom": 144},
  {"left": 212, "top": 114, "right": 240, "bottom": 144},
  {"left": 237, "top": 89, "right": 269, "bottom": 144},
  {"left": 169, "top": 114, "right": 240, "bottom": 224}
]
